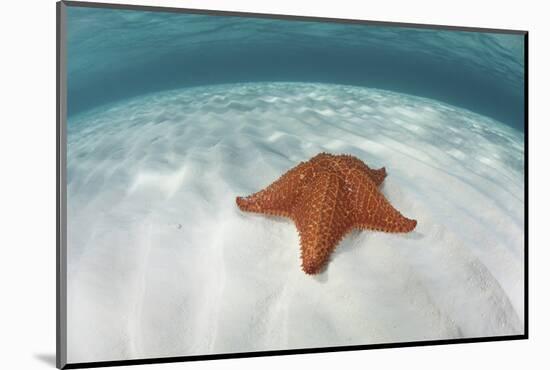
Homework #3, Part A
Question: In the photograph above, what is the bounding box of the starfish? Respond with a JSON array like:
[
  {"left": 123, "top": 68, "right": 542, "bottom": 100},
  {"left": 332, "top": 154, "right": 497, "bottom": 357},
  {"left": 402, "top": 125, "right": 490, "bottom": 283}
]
[{"left": 236, "top": 153, "right": 417, "bottom": 274}]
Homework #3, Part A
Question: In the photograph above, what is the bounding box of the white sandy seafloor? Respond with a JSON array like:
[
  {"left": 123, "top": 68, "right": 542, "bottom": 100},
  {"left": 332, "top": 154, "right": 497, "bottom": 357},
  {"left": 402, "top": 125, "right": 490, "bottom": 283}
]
[{"left": 66, "top": 82, "right": 524, "bottom": 363}]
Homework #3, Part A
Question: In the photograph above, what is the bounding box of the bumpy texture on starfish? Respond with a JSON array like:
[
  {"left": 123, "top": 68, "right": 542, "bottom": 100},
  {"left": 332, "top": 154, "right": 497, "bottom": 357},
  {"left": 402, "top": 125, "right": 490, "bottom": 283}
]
[{"left": 236, "top": 153, "right": 417, "bottom": 274}]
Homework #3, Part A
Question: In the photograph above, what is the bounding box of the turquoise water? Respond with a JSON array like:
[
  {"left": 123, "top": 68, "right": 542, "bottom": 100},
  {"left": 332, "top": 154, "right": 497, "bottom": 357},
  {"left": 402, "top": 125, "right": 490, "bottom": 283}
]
[{"left": 66, "top": 5, "right": 525, "bottom": 131}]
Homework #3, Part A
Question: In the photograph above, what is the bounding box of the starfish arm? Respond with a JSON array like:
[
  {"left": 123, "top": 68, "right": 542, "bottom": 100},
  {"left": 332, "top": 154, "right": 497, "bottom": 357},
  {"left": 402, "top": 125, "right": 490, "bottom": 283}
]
[
  {"left": 335, "top": 155, "right": 387, "bottom": 187},
  {"left": 352, "top": 180, "right": 417, "bottom": 233},
  {"left": 292, "top": 173, "right": 352, "bottom": 274},
  {"left": 236, "top": 160, "right": 315, "bottom": 217},
  {"left": 366, "top": 167, "right": 387, "bottom": 187}
]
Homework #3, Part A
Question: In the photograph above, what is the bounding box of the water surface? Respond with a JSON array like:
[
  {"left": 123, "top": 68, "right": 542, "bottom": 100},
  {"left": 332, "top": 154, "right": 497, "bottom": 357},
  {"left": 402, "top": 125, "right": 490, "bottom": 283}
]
[{"left": 67, "top": 6, "right": 525, "bottom": 131}]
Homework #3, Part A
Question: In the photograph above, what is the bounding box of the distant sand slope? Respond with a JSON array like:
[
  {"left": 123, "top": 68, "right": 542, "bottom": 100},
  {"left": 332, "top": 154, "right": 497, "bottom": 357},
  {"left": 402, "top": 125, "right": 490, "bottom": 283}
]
[{"left": 66, "top": 82, "right": 524, "bottom": 363}]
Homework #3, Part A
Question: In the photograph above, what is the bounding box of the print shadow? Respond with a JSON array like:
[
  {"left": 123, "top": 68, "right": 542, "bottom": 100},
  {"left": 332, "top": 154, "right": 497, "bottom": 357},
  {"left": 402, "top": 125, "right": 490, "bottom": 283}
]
[{"left": 34, "top": 353, "right": 56, "bottom": 367}]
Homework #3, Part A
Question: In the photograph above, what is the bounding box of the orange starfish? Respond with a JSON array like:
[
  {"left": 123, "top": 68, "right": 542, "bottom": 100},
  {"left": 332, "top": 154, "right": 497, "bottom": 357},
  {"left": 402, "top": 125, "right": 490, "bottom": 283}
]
[{"left": 236, "top": 153, "right": 417, "bottom": 274}]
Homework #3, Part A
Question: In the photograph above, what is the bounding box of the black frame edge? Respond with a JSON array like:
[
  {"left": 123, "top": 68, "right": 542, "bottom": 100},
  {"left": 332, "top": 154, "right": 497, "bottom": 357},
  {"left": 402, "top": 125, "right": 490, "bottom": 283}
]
[
  {"left": 57, "top": 1, "right": 529, "bottom": 369},
  {"left": 56, "top": 2, "right": 60, "bottom": 367},
  {"left": 57, "top": 1, "right": 68, "bottom": 369},
  {"left": 523, "top": 32, "right": 529, "bottom": 339},
  {"left": 63, "top": 335, "right": 527, "bottom": 369},
  {"left": 61, "top": 0, "right": 527, "bottom": 35}
]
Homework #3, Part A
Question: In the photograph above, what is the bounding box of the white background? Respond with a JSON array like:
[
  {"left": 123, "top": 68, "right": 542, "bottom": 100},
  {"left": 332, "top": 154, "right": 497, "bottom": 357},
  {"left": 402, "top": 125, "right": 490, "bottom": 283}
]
[{"left": 0, "top": 0, "right": 547, "bottom": 369}]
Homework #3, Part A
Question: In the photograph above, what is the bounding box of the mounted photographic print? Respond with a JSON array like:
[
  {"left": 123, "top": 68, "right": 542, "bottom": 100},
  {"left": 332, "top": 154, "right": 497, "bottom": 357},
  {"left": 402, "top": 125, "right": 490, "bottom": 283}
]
[{"left": 56, "top": 1, "right": 528, "bottom": 368}]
